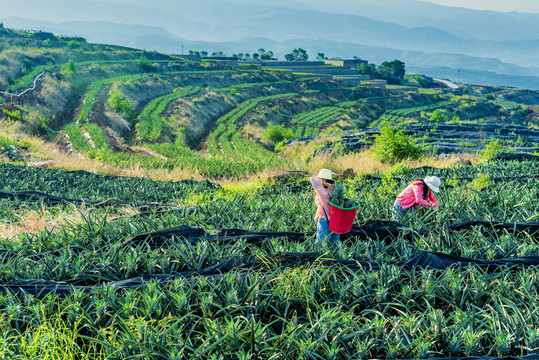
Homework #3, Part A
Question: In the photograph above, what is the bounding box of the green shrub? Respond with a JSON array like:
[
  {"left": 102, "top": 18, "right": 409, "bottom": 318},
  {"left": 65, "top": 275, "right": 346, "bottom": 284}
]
[
  {"left": 60, "top": 60, "right": 77, "bottom": 78},
  {"left": 136, "top": 56, "right": 154, "bottom": 72},
  {"left": 262, "top": 125, "right": 294, "bottom": 145},
  {"left": 107, "top": 90, "right": 133, "bottom": 117},
  {"left": 374, "top": 123, "right": 423, "bottom": 163},
  {"left": 429, "top": 109, "right": 448, "bottom": 122},
  {"left": 67, "top": 39, "right": 79, "bottom": 49},
  {"left": 480, "top": 139, "right": 501, "bottom": 161}
]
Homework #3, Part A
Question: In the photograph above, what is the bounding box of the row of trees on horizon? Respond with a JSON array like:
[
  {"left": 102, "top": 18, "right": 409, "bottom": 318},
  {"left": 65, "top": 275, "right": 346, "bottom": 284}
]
[{"left": 188, "top": 48, "right": 406, "bottom": 83}]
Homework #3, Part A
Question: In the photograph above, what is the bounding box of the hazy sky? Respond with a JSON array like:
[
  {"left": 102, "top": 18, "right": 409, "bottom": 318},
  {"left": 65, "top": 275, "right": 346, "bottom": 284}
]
[{"left": 421, "top": 0, "right": 539, "bottom": 13}]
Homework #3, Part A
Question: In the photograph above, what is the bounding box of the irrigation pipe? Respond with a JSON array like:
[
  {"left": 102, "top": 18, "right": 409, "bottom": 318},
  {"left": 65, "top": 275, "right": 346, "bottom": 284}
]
[
  {"left": 115, "top": 112, "right": 131, "bottom": 131},
  {"left": 0, "top": 72, "right": 44, "bottom": 97}
]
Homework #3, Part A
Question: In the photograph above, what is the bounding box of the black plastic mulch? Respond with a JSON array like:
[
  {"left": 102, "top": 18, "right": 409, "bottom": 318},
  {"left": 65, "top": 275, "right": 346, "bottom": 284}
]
[
  {"left": 2, "top": 219, "right": 539, "bottom": 297},
  {"left": 3, "top": 250, "right": 539, "bottom": 298},
  {"left": 0, "top": 190, "right": 170, "bottom": 210}
]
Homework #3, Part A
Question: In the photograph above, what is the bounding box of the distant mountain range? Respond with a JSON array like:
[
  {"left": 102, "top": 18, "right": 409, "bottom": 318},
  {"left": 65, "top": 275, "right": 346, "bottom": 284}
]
[{"left": 1, "top": 0, "right": 539, "bottom": 89}]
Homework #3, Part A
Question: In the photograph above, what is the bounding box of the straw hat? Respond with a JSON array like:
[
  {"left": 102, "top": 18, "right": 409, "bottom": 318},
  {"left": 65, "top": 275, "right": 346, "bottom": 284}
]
[
  {"left": 315, "top": 168, "right": 333, "bottom": 181},
  {"left": 424, "top": 176, "right": 441, "bottom": 193}
]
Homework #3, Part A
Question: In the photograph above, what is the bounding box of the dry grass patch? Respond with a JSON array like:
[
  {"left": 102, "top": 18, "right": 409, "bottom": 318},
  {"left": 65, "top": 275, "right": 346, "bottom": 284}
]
[
  {"left": 0, "top": 204, "right": 87, "bottom": 240},
  {"left": 309, "top": 149, "right": 479, "bottom": 177},
  {"left": 0, "top": 203, "right": 140, "bottom": 240}
]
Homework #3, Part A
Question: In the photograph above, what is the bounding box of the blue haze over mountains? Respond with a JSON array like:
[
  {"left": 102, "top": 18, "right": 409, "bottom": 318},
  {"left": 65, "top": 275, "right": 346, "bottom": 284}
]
[{"left": 2, "top": 0, "right": 539, "bottom": 88}]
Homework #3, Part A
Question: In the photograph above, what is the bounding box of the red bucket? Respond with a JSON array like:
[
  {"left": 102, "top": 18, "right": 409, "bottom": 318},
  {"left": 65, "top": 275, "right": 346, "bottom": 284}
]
[{"left": 329, "top": 201, "right": 359, "bottom": 234}]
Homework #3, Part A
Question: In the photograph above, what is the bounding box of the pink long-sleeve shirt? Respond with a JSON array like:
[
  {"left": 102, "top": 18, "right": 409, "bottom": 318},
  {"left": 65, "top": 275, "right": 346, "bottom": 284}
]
[
  {"left": 310, "top": 177, "right": 332, "bottom": 221},
  {"left": 396, "top": 180, "right": 439, "bottom": 210}
]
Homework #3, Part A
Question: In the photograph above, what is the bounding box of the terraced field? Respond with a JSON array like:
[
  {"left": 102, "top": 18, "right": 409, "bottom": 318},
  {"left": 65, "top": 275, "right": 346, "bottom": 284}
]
[{"left": 3, "top": 27, "right": 539, "bottom": 178}]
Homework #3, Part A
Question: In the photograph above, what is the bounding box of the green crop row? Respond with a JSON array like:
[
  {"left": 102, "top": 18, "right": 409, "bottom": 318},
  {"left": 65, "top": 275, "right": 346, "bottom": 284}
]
[
  {"left": 356, "top": 95, "right": 401, "bottom": 103},
  {"left": 218, "top": 126, "right": 240, "bottom": 160},
  {"left": 0, "top": 162, "right": 216, "bottom": 204},
  {"left": 372, "top": 113, "right": 409, "bottom": 127},
  {"left": 230, "top": 130, "right": 282, "bottom": 164},
  {"left": 208, "top": 123, "right": 282, "bottom": 167},
  {"left": 218, "top": 93, "right": 298, "bottom": 124},
  {"left": 494, "top": 99, "right": 523, "bottom": 111},
  {"left": 2, "top": 260, "right": 539, "bottom": 358},
  {"left": 138, "top": 86, "right": 201, "bottom": 141},
  {"left": 303, "top": 126, "right": 320, "bottom": 137},
  {"left": 338, "top": 100, "right": 359, "bottom": 108},
  {"left": 207, "top": 123, "right": 227, "bottom": 157},
  {"left": 294, "top": 106, "right": 343, "bottom": 126},
  {"left": 78, "top": 70, "right": 240, "bottom": 122}
]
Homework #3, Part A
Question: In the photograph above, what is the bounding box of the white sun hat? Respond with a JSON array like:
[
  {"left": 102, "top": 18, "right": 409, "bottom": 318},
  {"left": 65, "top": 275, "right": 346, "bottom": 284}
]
[
  {"left": 316, "top": 168, "right": 333, "bottom": 181},
  {"left": 423, "top": 176, "right": 441, "bottom": 193}
]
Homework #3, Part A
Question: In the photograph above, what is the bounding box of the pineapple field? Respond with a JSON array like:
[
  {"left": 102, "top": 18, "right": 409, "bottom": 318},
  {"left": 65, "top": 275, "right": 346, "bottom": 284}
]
[{"left": 0, "top": 159, "right": 538, "bottom": 358}]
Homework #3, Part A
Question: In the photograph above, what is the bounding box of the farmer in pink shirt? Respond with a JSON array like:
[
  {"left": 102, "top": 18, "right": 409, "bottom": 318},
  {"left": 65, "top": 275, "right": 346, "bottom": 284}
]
[
  {"left": 393, "top": 176, "right": 440, "bottom": 219},
  {"left": 310, "top": 169, "right": 340, "bottom": 250}
]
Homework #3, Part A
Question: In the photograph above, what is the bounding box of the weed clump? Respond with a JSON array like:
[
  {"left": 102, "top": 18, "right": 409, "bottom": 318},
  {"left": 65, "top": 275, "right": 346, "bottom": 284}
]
[{"left": 374, "top": 122, "right": 423, "bottom": 163}]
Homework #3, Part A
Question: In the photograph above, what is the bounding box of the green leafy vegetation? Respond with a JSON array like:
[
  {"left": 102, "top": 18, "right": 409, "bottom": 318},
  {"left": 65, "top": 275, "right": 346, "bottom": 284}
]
[
  {"left": 0, "top": 161, "right": 539, "bottom": 358},
  {"left": 374, "top": 122, "right": 424, "bottom": 163},
  {"left": 138, "top": 86, "right": 201, "bottom": 141},
  {"left": 107, "top": 89, "right": 133, "bottom": 116},
  {"left": 262, "top": 124, "right": 294, "bottom": 144},
  {"left": 480, "top": 139, "right": 502, "bottom": 161}
]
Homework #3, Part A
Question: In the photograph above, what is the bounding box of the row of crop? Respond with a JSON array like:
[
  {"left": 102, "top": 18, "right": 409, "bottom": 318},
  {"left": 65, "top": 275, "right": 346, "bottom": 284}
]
[
  {"left": 291, "top": 126, "right": 319, "bottom": 138},
  {"left": 147, "top": 141, "right": 288, "bottom": 178},
  {"left": 4, "top": 167, "right": 539, "bottom": 258},
  {"left": 303, "top": 126, "right": 320, "bottom": 137},
  {"left": 371, "top": 113, "right": 409, "bottom": 127},
  {"left": 2, "top": 160, "right": 539, "bottom": 266},
  {"left": 138, "top": 86, "right": 201, "bottom": 141},
  {"left": 78, "top": 70, "right": 239, "bottom": 122},
  {"left": 4, "top": 262, "right": 539, "bottom": 358},
  {"left": 218, "top": 93, "right": 298, "bottom": 124},
  {"left": 217, "top": 126, "right": 241, "bottom": 160},
  {"left": 207, "top": 123, "right": 227, "bottom": 157},
  {"left": 355, "top": 95, "right": 401, "bottom": 103},
  {"left": 231, "top": 130, "right": 282, "bottom": 164},
  {"left": 208, "top": 122, "right": 282, "bottom": 166},
  {"left": 495, "top": 99, "right": 523, "bottom": 111},
  {"left": 313, "top": 107, "right": 342, "bottom": 125},
  {"left": 293, "top": 106, "right": 343, "bottom": 126},
  {"left": 338, "top": 100, "right": 359, "bottom": 108},
  {"left": 0, "top": 164, "right": 215, "bottom": 205}
]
